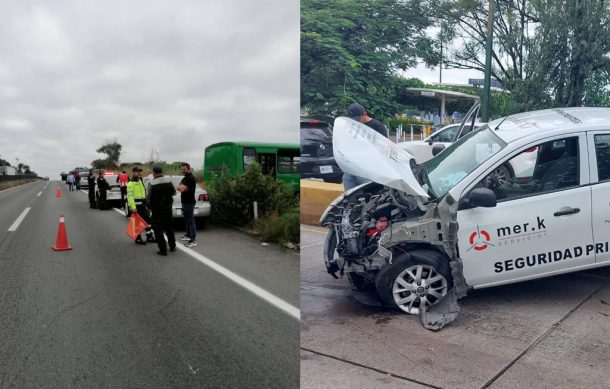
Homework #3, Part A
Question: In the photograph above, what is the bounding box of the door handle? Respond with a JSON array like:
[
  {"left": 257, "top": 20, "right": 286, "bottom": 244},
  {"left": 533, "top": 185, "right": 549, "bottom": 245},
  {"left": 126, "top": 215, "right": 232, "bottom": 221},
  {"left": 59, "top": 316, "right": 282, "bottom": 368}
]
[{"left": 554, "top": 207, "right": 580, "bottom": 216}]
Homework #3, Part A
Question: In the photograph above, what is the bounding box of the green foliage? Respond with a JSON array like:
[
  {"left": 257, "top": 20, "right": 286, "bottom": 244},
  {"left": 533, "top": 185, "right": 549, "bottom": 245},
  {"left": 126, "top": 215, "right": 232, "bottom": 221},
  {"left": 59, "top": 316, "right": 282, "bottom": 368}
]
[
  {"left": 438, "top": 0, "right": 610, "bottom": 111},
  {"left": 434, "top": 0, "right": 537, "bottom": 91},
  {"left": 301, "top": 0, "right": 436, "bottom": 121},
  {"left": 253, "top": 209, "right": 300, "bottom": 246},
  {"left": 95, "top": 139, "right": 122, "bottom": 169},
  {"left": 207, "top": 163, "right": 299, "bottom": 228},
  {"left": 527, "top": 0, "right": 610, "bottom": 107},
  {"left": 192, "top": 169, "right": 205, "bottom": 186}
]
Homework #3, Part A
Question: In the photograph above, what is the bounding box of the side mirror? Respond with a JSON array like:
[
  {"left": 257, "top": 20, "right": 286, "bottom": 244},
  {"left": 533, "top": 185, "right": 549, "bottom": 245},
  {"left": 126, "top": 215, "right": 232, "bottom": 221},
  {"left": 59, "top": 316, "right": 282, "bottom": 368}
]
[
  {"left": 459, "top": 187, "right": 497, "bottom": 210},
  {"left": 432, "top": 143, "right": 446, "bottom": 156}
]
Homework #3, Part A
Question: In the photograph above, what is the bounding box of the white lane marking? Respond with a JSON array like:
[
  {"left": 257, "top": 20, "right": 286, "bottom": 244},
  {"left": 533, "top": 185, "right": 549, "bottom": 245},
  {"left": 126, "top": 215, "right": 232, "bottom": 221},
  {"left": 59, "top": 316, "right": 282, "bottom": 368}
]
[
  {"left": 176, "top": 244, "right": 301, "bottom": 321},
  {"left": 36, "top": 191, "right": 42, "bottom": 197},
  {"left": 8, "top": 207, "right": 31, "bottom": 232},
  {"left": 96, "top": 192, "right": 299, "bottom": 320}
]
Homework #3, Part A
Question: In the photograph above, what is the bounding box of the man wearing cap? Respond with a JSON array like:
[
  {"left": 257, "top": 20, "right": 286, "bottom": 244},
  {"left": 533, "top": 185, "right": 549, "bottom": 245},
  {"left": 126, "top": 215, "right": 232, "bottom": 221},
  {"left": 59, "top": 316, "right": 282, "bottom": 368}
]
[
  {"left": 146, "top": 164, "right": 177, "bottom": 256},
  {"left": 127, "top": 166, "right": 155, "bottom": 245},
  {"left": 342, "top": 103, "right": 390, "bottom": 191}
]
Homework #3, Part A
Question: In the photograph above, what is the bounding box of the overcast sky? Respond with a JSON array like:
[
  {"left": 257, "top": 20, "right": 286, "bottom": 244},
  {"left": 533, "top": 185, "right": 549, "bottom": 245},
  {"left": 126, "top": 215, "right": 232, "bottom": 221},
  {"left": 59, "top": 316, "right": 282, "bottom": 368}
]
[
  {"left": 404, "top": 63, "right": 483, "bottom": 86},
  {"left": 0, "top": 1, "right": 298, "bottom": 178}
]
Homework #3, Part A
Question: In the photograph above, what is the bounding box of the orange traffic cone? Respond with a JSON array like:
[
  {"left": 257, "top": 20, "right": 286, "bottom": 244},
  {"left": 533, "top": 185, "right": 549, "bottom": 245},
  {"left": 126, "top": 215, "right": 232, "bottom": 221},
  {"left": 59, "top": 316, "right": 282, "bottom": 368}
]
[
  {"left": 52, "top": 214, "right": 72, "bottom": 251},
  {"left": 56, "top": 187, "right": 62, "bottom": 198}
]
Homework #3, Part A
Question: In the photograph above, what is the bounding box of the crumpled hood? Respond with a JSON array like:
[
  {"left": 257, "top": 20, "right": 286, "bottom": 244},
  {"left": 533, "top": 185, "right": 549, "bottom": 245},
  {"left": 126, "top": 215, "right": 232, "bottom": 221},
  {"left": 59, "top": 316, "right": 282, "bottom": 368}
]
[{"left": 333, "top": 117, "right": 429, "bottom": 199}]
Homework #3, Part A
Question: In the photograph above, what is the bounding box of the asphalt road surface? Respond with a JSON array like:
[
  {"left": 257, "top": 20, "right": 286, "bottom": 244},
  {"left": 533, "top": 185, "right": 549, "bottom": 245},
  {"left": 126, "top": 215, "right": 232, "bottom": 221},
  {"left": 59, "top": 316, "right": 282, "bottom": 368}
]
[
  {"left": 0, "top": 181, "right": 299, "bottom": 388},
  {"left": 301, "top": 225, "right": 610, "bottom": 389}
]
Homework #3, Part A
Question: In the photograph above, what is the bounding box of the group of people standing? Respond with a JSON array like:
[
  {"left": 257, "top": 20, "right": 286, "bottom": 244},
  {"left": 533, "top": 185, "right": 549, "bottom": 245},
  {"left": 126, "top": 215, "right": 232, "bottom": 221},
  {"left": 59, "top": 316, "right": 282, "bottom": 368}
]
[
  {"left": 87, "top": 170, "right": 111, "bottom": 210},
  {"left": 64, "top": 171, "right": 81, "bottom": 191},
  {"left": 86, "top": 163, "right": 198, "bottom": 256}
]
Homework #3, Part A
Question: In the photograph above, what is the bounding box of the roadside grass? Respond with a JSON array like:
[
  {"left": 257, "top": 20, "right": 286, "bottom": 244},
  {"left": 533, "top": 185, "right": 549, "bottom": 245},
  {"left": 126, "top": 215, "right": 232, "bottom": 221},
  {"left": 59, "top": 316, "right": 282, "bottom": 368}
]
[
  {"left": 252, "top": 208, "right": 300, "bottom": 247},
  {"left": 206, "top": 163, "right": 300, "bottom": 248}
]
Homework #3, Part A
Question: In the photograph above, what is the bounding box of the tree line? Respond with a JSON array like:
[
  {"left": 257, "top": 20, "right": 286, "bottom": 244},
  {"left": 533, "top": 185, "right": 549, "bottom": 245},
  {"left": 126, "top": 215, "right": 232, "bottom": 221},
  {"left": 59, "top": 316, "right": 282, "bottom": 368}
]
[
  {"left": 301, "top": 0, "right": 610, "bottom": 122},
  {"left": 0, "top": 155, "right": 37, "bottom": 176}
]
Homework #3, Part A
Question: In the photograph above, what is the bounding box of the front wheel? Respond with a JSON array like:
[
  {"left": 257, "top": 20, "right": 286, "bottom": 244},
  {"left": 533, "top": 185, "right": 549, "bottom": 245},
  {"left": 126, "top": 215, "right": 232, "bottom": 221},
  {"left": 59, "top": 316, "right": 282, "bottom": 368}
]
[{"left": 375, "top": 249, "right": 452, "bottom": 315}]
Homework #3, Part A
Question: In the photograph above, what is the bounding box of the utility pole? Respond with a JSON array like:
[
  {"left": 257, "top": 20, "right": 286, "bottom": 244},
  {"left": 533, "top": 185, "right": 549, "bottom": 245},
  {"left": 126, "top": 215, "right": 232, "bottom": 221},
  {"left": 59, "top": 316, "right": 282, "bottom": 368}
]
[
  {"left": 481, "top": 0, "right": 494, "bottom": 122},
  {"left": 439, "top": 25, "right": 443, "bottom": 84}
]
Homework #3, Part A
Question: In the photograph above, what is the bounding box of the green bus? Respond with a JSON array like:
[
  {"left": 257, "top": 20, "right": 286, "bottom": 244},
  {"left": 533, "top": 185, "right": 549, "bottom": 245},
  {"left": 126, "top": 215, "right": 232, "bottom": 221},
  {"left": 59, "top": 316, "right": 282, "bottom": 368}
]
[{"left": 204, "top": 142, "right": 300, "bottom": 191}]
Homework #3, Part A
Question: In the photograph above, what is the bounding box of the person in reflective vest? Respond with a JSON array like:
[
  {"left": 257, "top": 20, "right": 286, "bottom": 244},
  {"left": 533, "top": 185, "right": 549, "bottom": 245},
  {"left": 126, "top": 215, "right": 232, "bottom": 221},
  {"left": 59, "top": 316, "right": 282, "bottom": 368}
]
[{"left": 127, "top": 166, "right": 155, "bottom": 244}]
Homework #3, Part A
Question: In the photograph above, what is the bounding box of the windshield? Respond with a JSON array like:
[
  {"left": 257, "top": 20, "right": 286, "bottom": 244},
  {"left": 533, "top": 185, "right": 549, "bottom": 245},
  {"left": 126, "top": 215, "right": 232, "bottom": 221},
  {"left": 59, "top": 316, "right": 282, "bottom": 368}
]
[{"left": 422, "top": 126, "right": 505, "bottom": 198}]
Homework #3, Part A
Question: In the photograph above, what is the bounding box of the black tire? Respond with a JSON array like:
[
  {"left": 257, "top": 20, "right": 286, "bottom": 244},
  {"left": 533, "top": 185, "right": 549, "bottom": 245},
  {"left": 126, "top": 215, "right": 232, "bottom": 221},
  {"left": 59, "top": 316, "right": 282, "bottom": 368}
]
[
  {"left": 346, "top": 272, "right": 375, "bottom": 292},
  {"left": 323, "top": 228, "right": 341, "bottom": 277},
  {"left": 485, "top": 163, "right": 513, "bottom": 188},
  {"left": 375, "top": 249, "right": 453, "bottom": 314}
]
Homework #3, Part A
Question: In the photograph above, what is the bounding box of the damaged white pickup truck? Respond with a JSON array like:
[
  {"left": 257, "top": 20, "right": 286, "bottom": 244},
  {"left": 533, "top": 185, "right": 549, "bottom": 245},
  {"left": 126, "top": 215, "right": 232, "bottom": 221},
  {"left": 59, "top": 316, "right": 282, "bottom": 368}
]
[{"left": 320, "top": 106, "right": 610, "bottom": 330}]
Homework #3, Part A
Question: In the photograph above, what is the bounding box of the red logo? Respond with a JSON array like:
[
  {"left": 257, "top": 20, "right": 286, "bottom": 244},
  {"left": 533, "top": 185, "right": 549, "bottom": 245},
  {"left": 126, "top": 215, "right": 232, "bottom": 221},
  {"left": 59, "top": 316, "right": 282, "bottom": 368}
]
[{"left": 468, "top": 226, "right": 493, "bottom": 251}]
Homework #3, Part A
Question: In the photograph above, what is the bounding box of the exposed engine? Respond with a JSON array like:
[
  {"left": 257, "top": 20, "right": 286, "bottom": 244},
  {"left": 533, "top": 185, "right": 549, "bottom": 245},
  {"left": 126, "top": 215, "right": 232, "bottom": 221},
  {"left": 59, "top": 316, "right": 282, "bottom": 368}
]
[{"left": 321, "top": 182, "right": 427, "bottom": 279}]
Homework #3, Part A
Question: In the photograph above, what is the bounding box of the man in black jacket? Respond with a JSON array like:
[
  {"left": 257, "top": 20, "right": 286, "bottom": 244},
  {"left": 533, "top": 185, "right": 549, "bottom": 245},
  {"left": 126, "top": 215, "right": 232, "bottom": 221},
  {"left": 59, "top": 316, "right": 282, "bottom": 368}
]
[
  {"left": 146, "top": 164, "right": 177, "bottom": 256},
  {"left": 97, "top": 172, "right": 110, "bottom": 210},
  {"left": 87, "top": 170, "right": 96, "bottom": 208}
]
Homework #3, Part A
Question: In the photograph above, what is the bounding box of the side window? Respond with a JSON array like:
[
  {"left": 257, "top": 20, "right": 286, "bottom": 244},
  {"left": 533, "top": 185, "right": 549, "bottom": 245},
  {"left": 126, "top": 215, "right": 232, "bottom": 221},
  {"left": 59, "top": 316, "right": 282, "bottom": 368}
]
[
  {"left": 595, "top": 134, "right": 610, "bottom": 181},
  {"left": 432, "top": 126, "right": 458, "bottom": 143},
  {"left": 477, "top": 136, "right": 579, "bottom": 202},
  {"left": 277, "top": 149, "right": 300, "bottom": 174},
  {"left": 432, "top": 126, "right": 460, "bottom": 142},
  {"left": 243, "top": 148, "right": 256, "bottom": 168}
]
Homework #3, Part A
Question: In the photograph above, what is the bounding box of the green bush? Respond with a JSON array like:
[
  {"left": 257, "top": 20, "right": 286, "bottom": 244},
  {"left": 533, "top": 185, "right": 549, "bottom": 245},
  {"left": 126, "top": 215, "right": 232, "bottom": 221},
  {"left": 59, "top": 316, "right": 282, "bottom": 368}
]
[
  {"left": 253, "top": 208, "right": 300, "bottom": 246},
  {"left": 207, "top": 162, "right": 299, "bottom": 228}
]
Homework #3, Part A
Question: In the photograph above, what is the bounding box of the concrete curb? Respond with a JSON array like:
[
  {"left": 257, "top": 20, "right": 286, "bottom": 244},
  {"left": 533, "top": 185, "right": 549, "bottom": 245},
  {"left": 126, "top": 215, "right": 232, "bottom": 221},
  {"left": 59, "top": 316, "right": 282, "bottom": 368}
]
[{"left": 300, "top": 180, "right": 343, "bottom": 226}]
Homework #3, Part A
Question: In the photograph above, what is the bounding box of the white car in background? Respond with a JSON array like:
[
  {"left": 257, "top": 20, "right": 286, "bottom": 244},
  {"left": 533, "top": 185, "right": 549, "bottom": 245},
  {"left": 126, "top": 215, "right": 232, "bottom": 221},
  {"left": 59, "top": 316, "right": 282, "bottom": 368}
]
[
  {"left": 398, "top": 123, "right": 483, "bottom": 164},
  {"left": 95, "top": 173, "right": 122, "bottom": 205},
  {"left": 399, "top": 123, "right": 538, "bottom": 185},
  {"left": 131, "top": 175, "right": 211, "bottom": 224}
]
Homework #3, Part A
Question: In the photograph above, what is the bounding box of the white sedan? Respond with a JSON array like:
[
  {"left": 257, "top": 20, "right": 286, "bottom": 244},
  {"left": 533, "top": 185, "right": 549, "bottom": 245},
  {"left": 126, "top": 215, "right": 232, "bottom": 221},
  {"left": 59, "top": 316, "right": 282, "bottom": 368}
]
[
  {"left": 399, "top": 123, "right": 537, "bottom": 186},
  {"left": 322, "top": 107, "right": 610, "bottom": 329}
]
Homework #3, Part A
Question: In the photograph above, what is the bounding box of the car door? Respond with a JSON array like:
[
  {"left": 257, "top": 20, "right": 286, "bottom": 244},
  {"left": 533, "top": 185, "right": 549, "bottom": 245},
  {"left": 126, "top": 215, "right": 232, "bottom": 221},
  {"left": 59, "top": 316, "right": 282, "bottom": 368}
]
[
  {"left": 456, "top": 134, "right": 594, "bottom": 287},
  {"left": 404, "top": 125, "right": 458, "bottom": 163},
  {"left": 588, "top": 131, "right": 610, "bottom": 264}
]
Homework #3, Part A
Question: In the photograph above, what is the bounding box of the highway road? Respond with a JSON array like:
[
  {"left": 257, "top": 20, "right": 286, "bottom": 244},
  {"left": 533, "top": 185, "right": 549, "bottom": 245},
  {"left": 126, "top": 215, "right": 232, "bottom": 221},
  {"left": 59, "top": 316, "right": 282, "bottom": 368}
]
[{"left": 0, "top": 181, "right": 299, "bottom": 388}]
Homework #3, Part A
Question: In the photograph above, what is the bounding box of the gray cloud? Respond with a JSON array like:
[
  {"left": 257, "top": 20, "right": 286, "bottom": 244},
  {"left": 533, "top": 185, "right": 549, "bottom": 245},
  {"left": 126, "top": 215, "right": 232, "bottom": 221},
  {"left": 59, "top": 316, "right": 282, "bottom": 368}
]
[{"left": 0, "top": 0, "right": 299, "bottom": 177}]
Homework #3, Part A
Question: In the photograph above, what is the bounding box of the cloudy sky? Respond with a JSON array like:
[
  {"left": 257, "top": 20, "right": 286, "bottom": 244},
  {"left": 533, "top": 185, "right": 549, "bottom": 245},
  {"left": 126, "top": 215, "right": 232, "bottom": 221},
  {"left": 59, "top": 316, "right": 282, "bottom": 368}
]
[{"left": 0, "top": 1, "right": 298, "bottom": 178}]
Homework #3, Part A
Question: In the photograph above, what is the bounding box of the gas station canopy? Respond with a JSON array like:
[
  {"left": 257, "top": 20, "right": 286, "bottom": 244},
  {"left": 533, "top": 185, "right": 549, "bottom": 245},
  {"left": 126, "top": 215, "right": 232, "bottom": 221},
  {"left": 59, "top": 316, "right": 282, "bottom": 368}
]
[{"left": 405, "top": 88, "right": 479, "bottom": 124}]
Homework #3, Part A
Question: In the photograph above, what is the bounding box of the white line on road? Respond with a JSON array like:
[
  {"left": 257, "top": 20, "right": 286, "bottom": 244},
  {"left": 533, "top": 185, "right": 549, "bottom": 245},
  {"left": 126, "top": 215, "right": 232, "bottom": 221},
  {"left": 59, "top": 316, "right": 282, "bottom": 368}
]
[
  {"left": 36, "top": 191, "right": 42, "bottom": 197},
  {"left": 176, "top": 244, "right": 301, "bottom": 320},
  {"left": 8, "top": 207, "right": 31, "bottom": 232},
  {"left": 82, "top": 189, "right": 300, "bottom": 320}
]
